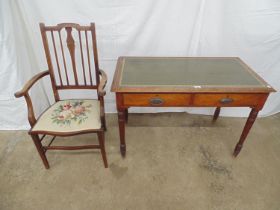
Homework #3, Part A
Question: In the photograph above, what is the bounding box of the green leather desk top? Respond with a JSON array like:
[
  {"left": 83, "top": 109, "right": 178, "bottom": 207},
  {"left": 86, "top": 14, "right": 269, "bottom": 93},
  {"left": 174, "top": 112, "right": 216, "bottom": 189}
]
[{"left": 112, "top": 57, "right": 274, "bottom": 93}]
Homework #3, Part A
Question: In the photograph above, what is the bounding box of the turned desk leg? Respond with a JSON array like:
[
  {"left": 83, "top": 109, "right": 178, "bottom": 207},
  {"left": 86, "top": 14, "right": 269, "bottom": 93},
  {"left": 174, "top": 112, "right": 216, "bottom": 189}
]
[
  {"left": 233, "top": 108, "right": 259, "bottom": 157},
  {"left": 124, "top": 108, "right": 128, "bottom": 123},
  {"left": 213, "top": 107, "right": 221, "bottom": 122},
  {"left": 118, "top": 109, "right": 126, "bottom": 157}
]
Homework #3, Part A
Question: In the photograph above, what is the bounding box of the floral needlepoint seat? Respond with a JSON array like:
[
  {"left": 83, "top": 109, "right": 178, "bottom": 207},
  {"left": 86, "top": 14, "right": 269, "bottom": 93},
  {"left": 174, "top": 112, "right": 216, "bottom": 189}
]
[{"left": 31, "top": 100, "right": 101, "bottom": 134}]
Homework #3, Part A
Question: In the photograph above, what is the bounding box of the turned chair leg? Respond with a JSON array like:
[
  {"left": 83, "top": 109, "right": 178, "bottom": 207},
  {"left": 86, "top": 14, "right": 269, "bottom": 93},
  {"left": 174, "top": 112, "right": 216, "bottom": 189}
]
[
  {"left": 31, "top": 134, "right": 50, "bottom": 169},
  {"left": 97, "top": 131, "right": 108, "bottom": 168}
]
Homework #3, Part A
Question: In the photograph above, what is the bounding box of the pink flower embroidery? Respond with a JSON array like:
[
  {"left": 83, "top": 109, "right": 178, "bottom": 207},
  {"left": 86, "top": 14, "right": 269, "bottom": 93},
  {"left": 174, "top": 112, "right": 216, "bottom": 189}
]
[
  {"left": 74, "top": 105, "right": 86, "bottom": 115},
  {"left": 52, "top": 100, "right": 92, "bottom": 125},
  {"left": 63, "top": 103, "right": 72, "bottom": 110},
  {"left": 58, "top": 115, "right": 64, "bottom": 120}
]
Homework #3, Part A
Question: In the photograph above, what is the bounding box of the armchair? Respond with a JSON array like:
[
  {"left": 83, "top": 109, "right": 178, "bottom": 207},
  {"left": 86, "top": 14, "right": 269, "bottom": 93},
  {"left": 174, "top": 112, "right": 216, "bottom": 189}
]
[{"left": 15, "top": 23, "right": 108, "bottom": 169}]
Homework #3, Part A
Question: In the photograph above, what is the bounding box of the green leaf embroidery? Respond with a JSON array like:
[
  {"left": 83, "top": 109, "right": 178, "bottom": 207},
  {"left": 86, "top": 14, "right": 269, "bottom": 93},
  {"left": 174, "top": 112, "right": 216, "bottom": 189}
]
[{"left": 51, "top": 100, "right": 92, "bottom": 126}]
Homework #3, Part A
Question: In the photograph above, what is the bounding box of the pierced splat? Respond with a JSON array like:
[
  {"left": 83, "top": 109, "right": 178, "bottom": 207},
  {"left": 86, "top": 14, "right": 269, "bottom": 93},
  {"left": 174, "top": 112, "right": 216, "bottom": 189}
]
[
  {"left": 66, "top": 27, "right": 78, "bottom": 85},
  {"left": 40, "top": 23, "right": 101, "bottom": 93}
]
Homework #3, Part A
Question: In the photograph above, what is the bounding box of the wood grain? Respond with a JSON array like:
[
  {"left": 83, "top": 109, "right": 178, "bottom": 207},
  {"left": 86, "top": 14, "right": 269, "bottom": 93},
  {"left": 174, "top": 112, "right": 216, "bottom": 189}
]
[
  {"left": 123, "top": 93, "right": 191, "bottom": 107},
  {"left": 193, "top": 93, "right": 268, "bottom": 108}
]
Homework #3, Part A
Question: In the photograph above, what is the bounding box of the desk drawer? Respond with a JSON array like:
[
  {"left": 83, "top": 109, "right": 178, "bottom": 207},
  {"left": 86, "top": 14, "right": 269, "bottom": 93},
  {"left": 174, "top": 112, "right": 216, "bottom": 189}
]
[
  {"left": 193, "top": 93, "right": 267, "bottom": 107},
  {"left": 123, "top": 94, "right": 191, "bottom": 107}
]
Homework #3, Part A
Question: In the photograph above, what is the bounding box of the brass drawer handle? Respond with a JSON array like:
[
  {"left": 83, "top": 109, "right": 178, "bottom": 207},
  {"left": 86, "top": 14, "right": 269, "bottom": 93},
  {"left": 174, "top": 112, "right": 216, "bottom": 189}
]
[
  {"left": 150, "top": 98, "right": 164, "bottom": 106},
  {"left": 220, "top": 98, "right": 234, "bottom": 104}
]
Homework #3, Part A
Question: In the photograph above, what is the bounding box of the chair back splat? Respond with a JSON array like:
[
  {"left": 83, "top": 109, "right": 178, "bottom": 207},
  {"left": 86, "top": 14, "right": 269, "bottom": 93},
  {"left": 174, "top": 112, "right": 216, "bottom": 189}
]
[{"left": 40, "top": 23, "right": 100, "bottom": 101}]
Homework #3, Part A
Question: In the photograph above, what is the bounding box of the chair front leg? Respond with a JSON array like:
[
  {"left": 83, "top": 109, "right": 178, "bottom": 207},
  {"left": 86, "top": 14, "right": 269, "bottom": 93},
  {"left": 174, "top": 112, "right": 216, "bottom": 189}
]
[
  {"left": 31, "top": 134, "right": 50, "bottom": 169},
  {"left": 99, "top": 97, "right": 107, "bottom": 131},
  {"left": 97, "top": 131, "right": 108, "bottom": 168},
  {"left": 101, "top": 115, "right": 107, "bottom": 131}
]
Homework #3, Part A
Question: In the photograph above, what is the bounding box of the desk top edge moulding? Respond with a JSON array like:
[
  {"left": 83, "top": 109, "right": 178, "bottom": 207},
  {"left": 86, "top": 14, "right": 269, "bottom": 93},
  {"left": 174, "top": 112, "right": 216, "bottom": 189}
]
[{"left": 111, "top": 56, "right": 275, "bottom": 93}]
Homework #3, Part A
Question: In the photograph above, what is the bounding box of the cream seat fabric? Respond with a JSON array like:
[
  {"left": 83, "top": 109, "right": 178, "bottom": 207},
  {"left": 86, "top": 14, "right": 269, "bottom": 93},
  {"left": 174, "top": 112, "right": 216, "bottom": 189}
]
[{"left": 32, "top": 99, "right": 101, "bottom": 133}]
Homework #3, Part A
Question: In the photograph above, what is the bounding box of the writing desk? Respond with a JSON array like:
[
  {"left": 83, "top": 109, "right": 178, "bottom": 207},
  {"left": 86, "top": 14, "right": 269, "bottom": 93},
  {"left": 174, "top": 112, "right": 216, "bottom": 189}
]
[{"left": 111, "top": 57, "right": 275, "bottom": 157}]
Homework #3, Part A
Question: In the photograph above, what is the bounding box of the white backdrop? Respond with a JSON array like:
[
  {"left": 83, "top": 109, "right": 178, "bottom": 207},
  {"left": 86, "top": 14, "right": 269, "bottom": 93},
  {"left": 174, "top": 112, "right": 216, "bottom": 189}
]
[{"left": 1, "top": 0, "right": 280, "bottom": 129}]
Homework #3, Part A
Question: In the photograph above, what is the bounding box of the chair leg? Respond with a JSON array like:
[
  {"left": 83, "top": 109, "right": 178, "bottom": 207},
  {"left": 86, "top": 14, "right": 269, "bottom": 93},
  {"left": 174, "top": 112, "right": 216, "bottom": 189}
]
[
  {"left": 100, "top": 97, "right": 107, "bottom": 131},
  {"left": 97, "top": 132, "right": 108, "bottom": 168},
  {"left": 101, "top": 115, "right": 107, "bottom": 131},
  {"left": 31, "top": 134, "right": 50, "bottom": 169}
]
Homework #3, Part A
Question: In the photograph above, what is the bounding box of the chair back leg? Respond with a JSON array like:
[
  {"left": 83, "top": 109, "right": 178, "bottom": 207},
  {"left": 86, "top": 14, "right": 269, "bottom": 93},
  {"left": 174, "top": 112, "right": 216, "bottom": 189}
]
[
  {"left": 31, "top": 134, "right": 50, "bottom": 169},
  {"left": 97, "top": 131, "right": 108, "bottom": 168}
]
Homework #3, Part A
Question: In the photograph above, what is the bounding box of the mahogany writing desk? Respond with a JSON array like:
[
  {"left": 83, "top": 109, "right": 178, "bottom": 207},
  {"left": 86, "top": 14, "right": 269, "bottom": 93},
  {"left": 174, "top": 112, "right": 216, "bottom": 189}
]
[{"left": 111, "top": 57, "right": 275, "bottom": 157}]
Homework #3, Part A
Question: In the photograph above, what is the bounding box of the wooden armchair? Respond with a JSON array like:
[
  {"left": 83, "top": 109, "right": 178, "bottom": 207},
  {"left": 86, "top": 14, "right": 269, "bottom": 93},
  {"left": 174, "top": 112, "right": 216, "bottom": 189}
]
[{"left": 15, "top": 23, "right": 108, "bottom": 169}]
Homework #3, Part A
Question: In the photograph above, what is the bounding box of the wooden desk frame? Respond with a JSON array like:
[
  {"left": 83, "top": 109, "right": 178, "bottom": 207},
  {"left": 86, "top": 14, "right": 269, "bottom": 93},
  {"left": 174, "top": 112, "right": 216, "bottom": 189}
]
[{"left": 111, "top": 57, "right": 275, "bottom": 157}]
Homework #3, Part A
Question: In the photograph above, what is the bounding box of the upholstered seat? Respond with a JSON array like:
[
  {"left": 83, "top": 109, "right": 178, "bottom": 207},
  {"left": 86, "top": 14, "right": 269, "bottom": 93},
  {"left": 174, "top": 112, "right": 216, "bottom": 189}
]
[{"left": 31, "top": 99, "right": 101, "bottom": 134}]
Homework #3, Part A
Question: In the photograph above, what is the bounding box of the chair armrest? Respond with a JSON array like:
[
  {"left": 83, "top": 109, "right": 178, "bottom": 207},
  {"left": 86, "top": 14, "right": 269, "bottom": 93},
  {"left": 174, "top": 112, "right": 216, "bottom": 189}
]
[
  {"left": 14, "top": 70, "right": 50, "bottom": 127},
  {"left": 98, "top": 69, "right": 107, "bottom": 96},
  {"left": 14, "top": 70, "right": 50, "bottom": 98}
]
